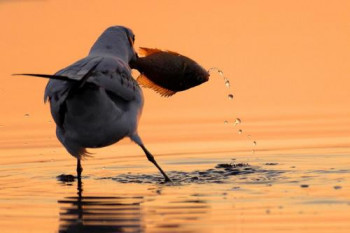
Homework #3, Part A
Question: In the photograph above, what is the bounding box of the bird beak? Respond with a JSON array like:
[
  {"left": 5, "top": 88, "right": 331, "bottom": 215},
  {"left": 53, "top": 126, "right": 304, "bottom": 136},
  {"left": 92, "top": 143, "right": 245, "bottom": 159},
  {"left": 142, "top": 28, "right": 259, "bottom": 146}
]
[{"left": 129, "top": 52, "right": 139, "bottom": 69}]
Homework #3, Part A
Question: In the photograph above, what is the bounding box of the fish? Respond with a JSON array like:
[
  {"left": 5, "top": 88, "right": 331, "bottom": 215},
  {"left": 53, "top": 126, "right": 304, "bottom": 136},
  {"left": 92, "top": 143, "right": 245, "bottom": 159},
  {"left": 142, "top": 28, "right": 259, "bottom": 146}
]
[{"left": 130, "top": 47, "right": 209, "bottom": 97}]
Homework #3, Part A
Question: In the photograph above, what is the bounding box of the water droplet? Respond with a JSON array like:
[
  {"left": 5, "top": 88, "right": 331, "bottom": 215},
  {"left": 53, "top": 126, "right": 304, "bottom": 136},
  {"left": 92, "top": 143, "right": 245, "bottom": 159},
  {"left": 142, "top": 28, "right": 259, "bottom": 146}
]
[
  {"left": 208, "top": 67, "right": 224, "bottom": 77},
  {"left": 224, "top": 120, "right": 228, "bottom": 124},
  {"left": 228, "top": 94, "right": 234, "bottom": 100},
  {"left": 24, "top": 113, "right": 30, "bottom": 117},
  {"left": 224, "top": 79, "right": 230, "bottom": 88},
  {"left": 207, "top": 67, "right": 216, "bottom": 73},
  {"left": 234, "top": 118, "right": 241, "bottom": 126},
  {"left": 238, "top": 129, "right": 243, "bottom": 134},
  {"left": 253, "top": 141, "right": 257, "bottom": 146}
]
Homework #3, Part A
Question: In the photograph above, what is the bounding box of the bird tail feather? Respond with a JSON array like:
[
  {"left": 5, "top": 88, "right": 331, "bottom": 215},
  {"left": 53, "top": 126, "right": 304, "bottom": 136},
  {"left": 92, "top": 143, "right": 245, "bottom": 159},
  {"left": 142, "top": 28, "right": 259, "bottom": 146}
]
[{"left": 12, "top": 73, "right": 77, "bottom": 82}]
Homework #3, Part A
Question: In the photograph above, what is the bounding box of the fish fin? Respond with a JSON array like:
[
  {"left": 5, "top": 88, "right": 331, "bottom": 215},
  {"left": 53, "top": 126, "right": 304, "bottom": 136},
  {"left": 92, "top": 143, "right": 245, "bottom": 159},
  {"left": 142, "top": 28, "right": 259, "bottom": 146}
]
[
  {"left": 137, "top": 74, "right": 176, "bottom": 97},
  {"left": 165, "top": 50, "right": 181, "bottom": 56},
  {"left": 138, "top": 47, "right": 162, "bottom": 56},
  {"left": 139, "top": 47, "right": 182, "bottom": 57}
]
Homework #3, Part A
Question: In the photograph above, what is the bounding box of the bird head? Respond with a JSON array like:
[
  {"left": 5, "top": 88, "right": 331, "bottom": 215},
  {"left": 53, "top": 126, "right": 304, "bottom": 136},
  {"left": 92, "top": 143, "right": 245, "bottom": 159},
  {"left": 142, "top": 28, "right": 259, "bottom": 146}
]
[{"left": 89, "top": 26, "right": 138, "bottom": 63}]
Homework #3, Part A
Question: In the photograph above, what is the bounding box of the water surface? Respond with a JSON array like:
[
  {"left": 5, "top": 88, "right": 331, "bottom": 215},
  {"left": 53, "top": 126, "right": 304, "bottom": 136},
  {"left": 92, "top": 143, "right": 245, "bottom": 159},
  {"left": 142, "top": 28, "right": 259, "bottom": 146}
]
[{"left": 0, "top": 115, "right": 349, "bottom": 233}]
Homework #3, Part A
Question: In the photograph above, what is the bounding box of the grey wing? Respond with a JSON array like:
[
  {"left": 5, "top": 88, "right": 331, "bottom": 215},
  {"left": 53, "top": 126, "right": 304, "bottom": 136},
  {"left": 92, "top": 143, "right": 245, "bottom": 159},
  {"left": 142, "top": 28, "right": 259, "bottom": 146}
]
[
  {"left": 44, "top": 56, "right": 104, "bottom": 103},
  {"left": 87, "top": 56, "right": 138, "bottom": 101},
  {"left": 44, "top": 55, "right": 138, "bottom": 127},
  {"left": 44, "top": 79, "right": 71, "bottom": 127},
  {"left": 55, "top": 56, "right": 104, "bottom": 81}
]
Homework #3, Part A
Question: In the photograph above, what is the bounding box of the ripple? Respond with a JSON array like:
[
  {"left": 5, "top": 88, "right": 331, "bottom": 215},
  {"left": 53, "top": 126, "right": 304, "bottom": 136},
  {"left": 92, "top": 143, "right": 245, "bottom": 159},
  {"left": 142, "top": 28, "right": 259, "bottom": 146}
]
[{"left": 106, "top": 162, "right": 285, "bottom": 185}]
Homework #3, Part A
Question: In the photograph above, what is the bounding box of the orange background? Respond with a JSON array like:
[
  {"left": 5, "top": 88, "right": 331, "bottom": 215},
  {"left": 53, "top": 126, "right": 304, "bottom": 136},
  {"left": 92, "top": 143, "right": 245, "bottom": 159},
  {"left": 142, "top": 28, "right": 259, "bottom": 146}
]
[
  {"left": 1, "top": 0, "right": 350, "bottom": 127},
  {"left": 0, "top": 3, "right": 349, "bottom": 232}
]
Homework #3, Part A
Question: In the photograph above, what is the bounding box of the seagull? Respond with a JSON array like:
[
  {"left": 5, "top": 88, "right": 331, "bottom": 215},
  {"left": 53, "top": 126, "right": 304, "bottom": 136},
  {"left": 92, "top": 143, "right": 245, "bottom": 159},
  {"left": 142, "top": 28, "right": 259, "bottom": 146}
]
[{"left": 15, "top": 26, "right": 171, "bottom": 182}]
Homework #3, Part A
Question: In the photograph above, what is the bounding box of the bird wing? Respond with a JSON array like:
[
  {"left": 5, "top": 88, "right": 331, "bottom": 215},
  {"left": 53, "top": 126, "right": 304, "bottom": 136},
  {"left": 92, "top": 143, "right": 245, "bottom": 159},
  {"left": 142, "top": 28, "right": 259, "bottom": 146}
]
[
  {"left": 44, "top": 55, "right": 138, "bottom": 127},
  {"left": 43, "top": 56, "right": 104, "bottom": 103},
  {"left": 87, "top": 56, "right": 138, "bottom": 101},
  {"left": 55, "top": 56, "right": 104, "bottom": 81}
]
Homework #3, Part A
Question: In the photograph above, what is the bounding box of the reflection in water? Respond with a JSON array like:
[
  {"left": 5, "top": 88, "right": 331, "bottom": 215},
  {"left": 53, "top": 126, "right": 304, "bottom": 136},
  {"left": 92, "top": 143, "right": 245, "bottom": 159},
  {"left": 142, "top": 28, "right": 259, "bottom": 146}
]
[
  {"left": 148, "top": 198, "right": 209, "bottom": 232},
  {"left": 57, "top": 177, "right": 210, "bottom": 233},
  {"left": 58, "top": 178, "right": 144, "bottom": 233}
]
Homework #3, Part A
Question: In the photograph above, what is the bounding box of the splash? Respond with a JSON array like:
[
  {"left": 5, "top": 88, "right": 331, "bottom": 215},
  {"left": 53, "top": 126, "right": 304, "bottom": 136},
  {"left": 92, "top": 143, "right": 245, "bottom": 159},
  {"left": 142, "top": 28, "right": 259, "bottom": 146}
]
[
  {"left": 208, "top": 67, "right": 228, "bottom": 82},
  {"left": 108, "top": 161, "right": 284, "bottom": 185},
  {"left": 208, "top": 67, "right": 257, "bottom": 153},
  {"left": 224, "top": 79, "right": 230, "bottom": 88},
  {"left": 234, "top": 118, "right": 241, "bottom": 126}
]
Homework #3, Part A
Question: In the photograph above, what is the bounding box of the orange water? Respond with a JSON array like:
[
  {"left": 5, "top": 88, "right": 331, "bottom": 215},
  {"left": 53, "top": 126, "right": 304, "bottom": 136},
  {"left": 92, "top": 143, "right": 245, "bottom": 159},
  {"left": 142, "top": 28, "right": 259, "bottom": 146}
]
[
  {"left": 0, "top": 115, "right": 350, "bottom": 233},
  {"left": 1, "top": 1, "right": 350, "bottom": 232}
]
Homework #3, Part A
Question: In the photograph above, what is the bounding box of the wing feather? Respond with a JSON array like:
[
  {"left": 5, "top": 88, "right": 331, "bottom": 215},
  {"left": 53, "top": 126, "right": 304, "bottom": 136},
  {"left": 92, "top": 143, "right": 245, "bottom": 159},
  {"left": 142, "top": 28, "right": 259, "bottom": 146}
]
[{"left": 44, "top": 55, "right": 137, "bottom": 128}]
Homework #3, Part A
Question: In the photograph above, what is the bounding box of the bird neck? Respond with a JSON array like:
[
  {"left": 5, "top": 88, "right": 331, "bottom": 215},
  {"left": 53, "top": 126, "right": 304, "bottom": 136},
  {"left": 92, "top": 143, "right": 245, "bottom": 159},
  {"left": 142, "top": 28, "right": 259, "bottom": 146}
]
[{"left": 89, "top": 33, "right": 132, "bottom": 62}]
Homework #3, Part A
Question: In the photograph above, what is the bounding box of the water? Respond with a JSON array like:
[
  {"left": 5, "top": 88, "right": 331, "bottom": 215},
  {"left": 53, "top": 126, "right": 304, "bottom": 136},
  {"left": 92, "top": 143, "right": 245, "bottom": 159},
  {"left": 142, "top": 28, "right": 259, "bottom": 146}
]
[
  {"left": 208, "top": 67, "right": 257, "bottom": 148},
  {"left": 2, "top": 1, "right": 350, "bottom": 232},
  {"left": 0, "top": 116, "right": 350, "bottom": 233},
  {"left": 224, "top": 79, "right": 230, "bottom": 88},
  {"left": 234, "top": 118, "right": 242, "bottom": 126}
]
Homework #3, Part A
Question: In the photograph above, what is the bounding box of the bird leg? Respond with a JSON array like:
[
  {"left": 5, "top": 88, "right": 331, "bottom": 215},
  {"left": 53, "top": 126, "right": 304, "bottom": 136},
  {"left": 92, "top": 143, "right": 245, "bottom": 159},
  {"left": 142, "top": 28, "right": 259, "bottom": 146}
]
[
  {"left": 77, "top": 159, "right": 83, "bottom": 179},
  {"left": 140, "top": 145, "right": 172, "bottom": 182}
]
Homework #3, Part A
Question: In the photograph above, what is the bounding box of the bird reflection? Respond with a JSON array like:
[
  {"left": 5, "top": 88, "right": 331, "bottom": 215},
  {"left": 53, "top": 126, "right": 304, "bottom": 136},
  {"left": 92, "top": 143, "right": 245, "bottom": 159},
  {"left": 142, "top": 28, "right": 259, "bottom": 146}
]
[{"left": 58, "top": 177, "right": 144, "bottom": 233}]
